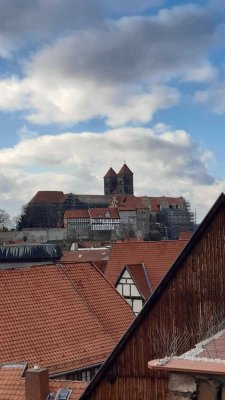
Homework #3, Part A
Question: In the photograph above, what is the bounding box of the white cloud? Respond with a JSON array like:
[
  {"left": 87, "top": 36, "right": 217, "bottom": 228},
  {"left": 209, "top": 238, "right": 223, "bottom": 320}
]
[
  {"left": 183, "top": 63, "right": 217, "bottom": 82},
  {"left": 104, "top": 0, "right": 165, "bottom": 15},
  {"left": 195, "top": 84, "right": 225, "bottom": 114},
  {"left": 0, "top": 125, "right": 223, "bottom": 222},
  {"left": 0, "top": 4, "right": 217, "bottom": 126}
]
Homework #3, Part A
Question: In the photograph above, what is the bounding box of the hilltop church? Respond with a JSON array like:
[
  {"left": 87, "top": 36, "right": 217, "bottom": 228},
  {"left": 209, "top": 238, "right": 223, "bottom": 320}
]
[{"left": 104, "top": 163, "right": 134, "bottom": 195}]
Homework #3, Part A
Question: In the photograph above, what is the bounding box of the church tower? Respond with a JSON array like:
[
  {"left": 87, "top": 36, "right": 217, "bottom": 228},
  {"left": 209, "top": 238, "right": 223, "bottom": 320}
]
[
  {"left": 117, "top": 163, "right": 134, "bottom": 195},
  {"left": 104, "top": 167, "right": 118, "bottom": 195}
]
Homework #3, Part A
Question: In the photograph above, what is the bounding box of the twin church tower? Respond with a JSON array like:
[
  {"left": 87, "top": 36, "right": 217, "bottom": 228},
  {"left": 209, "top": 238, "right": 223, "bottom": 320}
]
[{"left": 104, "top": 163, "right": 134, "bottom": 195}]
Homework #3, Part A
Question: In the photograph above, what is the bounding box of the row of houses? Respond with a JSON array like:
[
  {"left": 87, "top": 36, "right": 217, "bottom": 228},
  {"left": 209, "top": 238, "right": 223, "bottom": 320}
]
[
  {"left": 1, "top": 193, "right": 225, "bottom": 399},
  {"left": 63, "top": 195, "right": 195, "bottom": 239}
]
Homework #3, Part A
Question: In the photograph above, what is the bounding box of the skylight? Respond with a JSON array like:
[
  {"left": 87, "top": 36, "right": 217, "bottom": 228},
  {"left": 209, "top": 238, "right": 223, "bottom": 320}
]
[{"left": 55, "top": 388, "right": 72, "bottom": 400}]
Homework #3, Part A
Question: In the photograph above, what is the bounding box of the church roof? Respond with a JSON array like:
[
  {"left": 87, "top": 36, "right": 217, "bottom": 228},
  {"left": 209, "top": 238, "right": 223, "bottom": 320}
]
[
  {"left": 104, "top": 167, "right": 117, "bottom": 178},
  {"left": 29, "top": 191, "right": 66, "bottom": 204},
  {"left": 117, "top": 163, "right": 133, "bottom": 176}
]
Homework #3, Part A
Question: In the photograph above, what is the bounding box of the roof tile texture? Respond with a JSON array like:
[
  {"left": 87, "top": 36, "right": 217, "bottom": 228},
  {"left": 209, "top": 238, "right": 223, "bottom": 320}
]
[
  {"left": 106, "top": 240, "right": 188, "bottom": 291},
  {"left": 89, "top": 208, "right": 119, "bottom": 219},
  {"left": 30, "top": 191, "right": 66, "bottom": 204},
  {"left": 126, "top": 264, "right": 152, "bottom": 300},
  {"left": 0, "top": 364, "right": 87, "bottom": 400},
  {"left": 117, "top": 195, "right": 147, "bottom": 211},
  {"left": 61, "top": 249, "right": 110, "bottom": 263},
  {"left": 0, "top": 263, "right": 134, "bottom": 375},
  {"left": 200, "top": 332, "right": 225, "bottom": 360},
  {"left": 64, "top": 209, "right": 90, "bottom": 219},
  {"left": 148, "top": 196, "right": 184, "bottom": 212}
]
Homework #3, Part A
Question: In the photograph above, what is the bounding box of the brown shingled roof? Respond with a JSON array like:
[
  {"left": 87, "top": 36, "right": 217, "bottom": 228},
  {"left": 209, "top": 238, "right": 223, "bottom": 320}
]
[
  {"left": 61, "top": 248, "right": 110, "bottom": 263},
  {"left": 29, "top": 191, "right": 66, "bottom": 204},
  {"left": 179, "top": 231, "right": 193, "bottom": 240},
  {"left": 89, "top": 207, "right": 119, "bottom": 219},
  {"left": 126, "top": 264, "right": 152, "bottom": 300},
  {"left": 105, "top": 240, "right": 188, "bottom": 292},
  {"left": 104, "top": 167, "right": 117, "bottom": 178},
  {"left": 64, "top": 209, "right": 90, "bottom": 219},
  {"left": 117, "top": 163, "right": 133, "bottom": 176},
  {"left": 117, "top": 195, "right": 146, "bottom": 211},
  {"left": 0, "top": 262, "right": 134, "bottom": 375},
  {"left": 149, "top": 196, "right": 184, "bottom": 212},
  {"left": 0, "top": 364, "right": 87, "bottom": 400}
]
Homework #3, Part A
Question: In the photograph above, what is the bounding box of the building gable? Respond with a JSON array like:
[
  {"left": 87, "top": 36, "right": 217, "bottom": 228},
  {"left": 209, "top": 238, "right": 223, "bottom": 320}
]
[
  {"left": 116, "top": 268, "right": 144, "bottom": 315},
  {"left": 80, "top": 193, "right": 225, "bottom": 400}
]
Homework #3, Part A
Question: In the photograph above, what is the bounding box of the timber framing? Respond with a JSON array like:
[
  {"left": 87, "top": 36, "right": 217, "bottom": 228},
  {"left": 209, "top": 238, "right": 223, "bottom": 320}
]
[{"left": 80, "top": 192, "right": 225, "bottom": 400}]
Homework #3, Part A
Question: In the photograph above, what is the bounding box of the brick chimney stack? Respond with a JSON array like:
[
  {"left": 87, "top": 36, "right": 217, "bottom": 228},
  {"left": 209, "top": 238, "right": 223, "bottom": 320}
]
[{"left": 25, "top": 367, "right": 50, "bottom": 400}]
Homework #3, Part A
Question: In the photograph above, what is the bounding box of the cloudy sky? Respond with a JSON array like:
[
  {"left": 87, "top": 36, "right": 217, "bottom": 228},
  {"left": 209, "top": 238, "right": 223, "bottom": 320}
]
[{"left": 0, "top": 0, "right": 225, "bottom": 221}]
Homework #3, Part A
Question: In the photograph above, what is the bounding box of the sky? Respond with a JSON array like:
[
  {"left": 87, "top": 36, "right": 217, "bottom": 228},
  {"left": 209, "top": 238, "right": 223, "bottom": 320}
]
[{"left": 0, "top": 0, "right": 225, "bottom": 221}]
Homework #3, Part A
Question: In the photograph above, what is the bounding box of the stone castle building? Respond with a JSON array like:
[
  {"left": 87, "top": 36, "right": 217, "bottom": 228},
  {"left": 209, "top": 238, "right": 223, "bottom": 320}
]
[{"left": 104, "top": 163, "right": 134, "bottom": 195}]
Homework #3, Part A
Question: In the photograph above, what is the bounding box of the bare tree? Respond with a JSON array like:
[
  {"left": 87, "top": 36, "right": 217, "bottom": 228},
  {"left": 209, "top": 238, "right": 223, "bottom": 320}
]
[{"left": 0, "top": 209, "right": 11, "bottom": 231}]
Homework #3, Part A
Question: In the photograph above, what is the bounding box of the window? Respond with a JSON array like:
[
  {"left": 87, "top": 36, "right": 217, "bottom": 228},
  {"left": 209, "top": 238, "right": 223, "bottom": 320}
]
[
  {"left": 55, "top": 388, "right": 72, "bottom": 400},
  {"left": 66, "top": 366, "right": 100, "bottom": 381}
]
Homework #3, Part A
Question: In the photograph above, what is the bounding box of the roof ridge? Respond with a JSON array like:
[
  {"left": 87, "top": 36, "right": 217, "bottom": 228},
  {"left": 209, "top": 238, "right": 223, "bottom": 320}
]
[{"left": 141, "top": 262, "right": 152, "bottom": 295}]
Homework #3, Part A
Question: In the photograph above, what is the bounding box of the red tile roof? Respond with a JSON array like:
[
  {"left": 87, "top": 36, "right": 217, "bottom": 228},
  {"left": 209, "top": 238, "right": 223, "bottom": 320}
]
[
  {"left": 78, "top": 241, "right": 108, "bottom": 248},
  {"left": 50, "top": 379, "right": 87, "bottom": 400},
  {"left": 89, "top": 208, "right": 119, "bottom": 219},
  {"left": 148, "top": 196, "right": 184, "bottom": 212},
  {"left": 0, "top": 364, "right": 87, "bottom": 400},
  {"left": 117, "top": 195, "right": 146, "bottom": 211},
  {"left": 61, "top": 248, "right": 110, "bottom": 263},
  {"left": 117, "top": 163, "right": 133, "bottom": 176},
  {"left": 105, "top": 240, "right": 188, "bottom": 292},
  {"left": 64, "top": 209, "right": 90, "bottom": 219},
  {"left": 92, "top": 260, "right": 108, "bottom": 274},
  {"left": 126, "top": 264, "right": 152, "bottom": 300},
  {"left": 30, "top": 191, "right": 66, "bottom": 204},
  {"left": 0, "top": 263, "right": 134, "bottom": 375},
  {"left": 179, "top": 231, "right": 193, "bottom": 240},
  {"left": 197, "top": 331, "right": 225, "bottom": 361},
  {"left": 63, "top": 263, "right": 134, "bottom": 342},
  {"left": 104, "top": 167, "right": 117, "bottom": 178}
]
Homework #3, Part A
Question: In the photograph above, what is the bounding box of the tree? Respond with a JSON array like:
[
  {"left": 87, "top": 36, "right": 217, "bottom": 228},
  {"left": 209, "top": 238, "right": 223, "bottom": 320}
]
[
  {"left": 0, "top": 209, "right": 11, "bottom": 231},
  {"left": 15, "top": 204, "right": 28, "bottom": 230}
]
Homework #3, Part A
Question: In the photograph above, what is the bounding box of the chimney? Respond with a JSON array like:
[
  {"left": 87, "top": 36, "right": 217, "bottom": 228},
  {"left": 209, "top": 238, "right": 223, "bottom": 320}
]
[{"left": 25, "top": 367, "right": 50, "bottom": 400}]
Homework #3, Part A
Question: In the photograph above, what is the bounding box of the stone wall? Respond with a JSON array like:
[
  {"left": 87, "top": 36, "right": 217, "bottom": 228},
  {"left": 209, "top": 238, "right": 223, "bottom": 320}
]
[
  {"left": 167, "top": 372, "right": 225, "bottom": 400},
  {"left": 0, "top": 227, "right": 113, "bottom": 244},
  {"left": 0, "top": 228, "right": 67, "bottom": 244}
]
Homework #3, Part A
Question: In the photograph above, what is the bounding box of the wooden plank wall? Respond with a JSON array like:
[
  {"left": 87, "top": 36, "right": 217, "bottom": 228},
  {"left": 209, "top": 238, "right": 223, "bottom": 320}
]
[{"left": 86, "top": 207, "right": 225, "bottom": 400}]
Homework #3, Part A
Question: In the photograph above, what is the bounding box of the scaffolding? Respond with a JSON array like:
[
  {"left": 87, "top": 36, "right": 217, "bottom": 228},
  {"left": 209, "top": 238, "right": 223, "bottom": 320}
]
[{"left": 155, "top": 199, "right": 196, "bottom": 240}]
